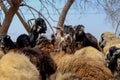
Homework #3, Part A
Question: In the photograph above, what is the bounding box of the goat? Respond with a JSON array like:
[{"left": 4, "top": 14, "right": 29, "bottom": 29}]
[
  {"left": 16, "top": 34, "right": 31, "bottom": 49},
  {"left": 54, "top": 27, "right": 67, "bottom": 52},
  {"left": 108, "top": 49, "right": 120, "bottom": 79},
  {"left": 0, "top": 35, "right": 16, "bottom": 53},
  {"left": 29, "top": 18, "right": 47, "bottom": 47},
  {"left": 106, "top": 46, "right": 120, "bottom": 63},
  {"left": 75, "top": 25, "right": 102, "bottom": 51}
]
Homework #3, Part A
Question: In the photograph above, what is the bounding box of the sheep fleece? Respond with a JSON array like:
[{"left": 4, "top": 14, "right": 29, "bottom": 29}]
[{"left": 0, "top": 52, "right": 40, "bottom": 80}]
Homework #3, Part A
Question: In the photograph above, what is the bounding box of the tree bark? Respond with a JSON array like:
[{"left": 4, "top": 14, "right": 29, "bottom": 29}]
[
  {"left": 0, "top": 0, "right": 22, "bottom": 35},
  {"left": 16, "top": 12, "right": 30, "bottom": 33},
  {"left": 7, "top": 0, "right": 30, "bottom": 33},
  {"left": 57, "top": 0, "right": 75, "bottom": 28},
  {"left": 0, "top": 6, "right": 19, "bottom": 35}
]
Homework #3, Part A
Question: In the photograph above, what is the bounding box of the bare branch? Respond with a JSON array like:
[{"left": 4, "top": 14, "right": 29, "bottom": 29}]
[
  {"left": 21, "top": 3, "right": 55, "bottom": 34},
  {"left": 57, "top": 0, "right": 75, "bottom": 27},
  {"left": 23, "top": 1, "right": 36, "bottom": 19},
  {"left": 16, "top": 11, "right": 31, "bottom": 33},
  {"left": 115, "top": 20, "right": 120, "bottom": 35},
  {"left": 7, "top": 0, "right": 30, "bottom": 33},
  {"left": 38, "top": 0, "right": 58, "bottom": 22},
  {"left": 0, "top": 0, "right": 8, "bottom": 14}
]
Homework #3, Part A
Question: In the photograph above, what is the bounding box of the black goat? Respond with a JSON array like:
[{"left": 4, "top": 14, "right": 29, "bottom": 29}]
[
  {"left": 16, "top": 34, "right": 31, "bottom": 48},
  {"left": 29, "top": 18, "right": 47, "bottom": 47},
  {"left": 75, "top": 25, "right": 101, "bottom": 51},
  {"left": 0, "top": 35, "right": 16, "bottom": 53}
]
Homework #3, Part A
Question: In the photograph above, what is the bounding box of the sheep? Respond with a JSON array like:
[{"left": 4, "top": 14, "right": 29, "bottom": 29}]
[
  {"left": 75, "top": 25, "right": 102, "bottom": 51},
  {"left": 74, "top": 46, "right": 106, "bottom": 65},
  {"left": 103, "top": 39, "right": 120, "bottom": 54},
  {"left": 99, "top": 32, "right": 116, "bottom": 49},
  {"left": 57, "top": 55, "right": 113, "bottom": 80},
  {"left": 51, "top": 51, "right": 72, "bottom": 66},
  {"left": 0, "top": 52, "right": 40, "bottom": 80},
  {"left": 0, "top": 50, "right": 4, "bottom": 59},
  {"left": 17, "top": 47, "right": 57, "bottom": 80},
  {"left": 49, "top": 72, "right": 93, "bottom": 80}
]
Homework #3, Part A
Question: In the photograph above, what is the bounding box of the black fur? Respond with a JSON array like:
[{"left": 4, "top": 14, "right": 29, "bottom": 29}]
[
  {"left": 29, "top": 18, "right": 47, "bottom": 47},
  {"left": 0, "top": 35, "right": 16, "bottom": 50},
  {"left": 16, "top": 34, "right": 31, "bottom": 48},
  {"left": 75, "top": 25, "right": 101, "bottom": 51}
]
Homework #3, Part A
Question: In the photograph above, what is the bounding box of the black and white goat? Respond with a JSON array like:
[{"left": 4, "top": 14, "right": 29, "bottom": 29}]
[
  {"left": 29, "top": 18, "right": 47, "bottom": 47},
  {"left": 54, "top": 27, "right": 67, "bottom": 52},
  {"left": 106, "top": 46, "right": 120, "bottom": 79}
]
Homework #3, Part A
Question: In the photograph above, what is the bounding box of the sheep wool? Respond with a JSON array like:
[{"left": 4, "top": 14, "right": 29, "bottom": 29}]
[
  {"left": 101, "top": 32, "right": 116, "bottom": 41},
  {"left": 103, "top": 39, "right": 120, "bottom": 54},
  {"left": 74, "top": 46, "right": 105, "bottom": 64},
  {"left": 0, "top": 50, "right": 4, "bottom": 59},
  {"left": 0, "top": 52, "right": 40, "bottom": 80},
  {"left": 57, "top": 56, "right": 113, "bottom": 80}
]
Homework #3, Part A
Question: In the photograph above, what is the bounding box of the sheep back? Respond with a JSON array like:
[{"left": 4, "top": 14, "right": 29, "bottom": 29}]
[
  {"left": 74, "top": 46, "right": 105, "bottom": 64},
  {"left": 0, "top": 52, "right": 40, "bottom": 80},
  {"left": 57, "top": 56, "right": 113, "bottom": 80}
]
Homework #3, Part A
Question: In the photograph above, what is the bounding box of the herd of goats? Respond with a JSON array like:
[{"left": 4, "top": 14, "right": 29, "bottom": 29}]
[{"left": 0, "top": 18, "right": 120, "bottom": 80}]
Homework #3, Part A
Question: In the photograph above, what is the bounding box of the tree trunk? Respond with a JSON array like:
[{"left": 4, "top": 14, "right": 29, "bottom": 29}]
[
  {"left": 0, "top": 0, "right": 22, "bottom": 35},
  {"left": 57, "top": 0, "right": 75, "bottom": 28},
  {"left": 0, "top": 6, "right": 19, "bottom": 35},
  {"left": 16, "top": 12, "right": 30, "bottom": 33}
]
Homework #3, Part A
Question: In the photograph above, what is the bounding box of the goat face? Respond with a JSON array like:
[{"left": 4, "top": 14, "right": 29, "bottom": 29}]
[
  {"left": 0, "top": 35, "right": 15, "bottom": 50},
  {"left": 75, "top": 25, "right": 85, "bottom": 35},
  {"left": 106, "top": 46, "right": 120, "bottom": 62},
  {"left": 34, "top": 18, "right": 47, "bottom": 33},
  {"left": 108, "top": 50, "right": 120, "bottom": 74}
]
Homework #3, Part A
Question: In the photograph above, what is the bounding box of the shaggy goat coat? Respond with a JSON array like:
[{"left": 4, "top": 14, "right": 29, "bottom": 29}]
[{"left": 0, "top": 52, "right": 40, "bottom": 80}]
